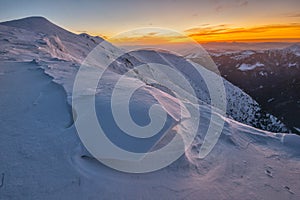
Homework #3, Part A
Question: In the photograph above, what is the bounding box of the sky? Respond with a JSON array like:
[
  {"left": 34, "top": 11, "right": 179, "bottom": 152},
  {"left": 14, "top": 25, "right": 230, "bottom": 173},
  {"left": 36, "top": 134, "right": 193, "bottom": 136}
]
[{"left": 1, "top": 0, "right": 300, "bottom": 44}]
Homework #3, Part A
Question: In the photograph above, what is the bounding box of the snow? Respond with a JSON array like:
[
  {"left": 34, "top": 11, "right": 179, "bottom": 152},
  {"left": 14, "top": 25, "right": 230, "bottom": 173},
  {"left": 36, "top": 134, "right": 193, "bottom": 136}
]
[
  {"left": 0, "top": 17, "right": 299, "bottom": 199},
  {"left": 238, "top": 62, "right": 265, "bottom": 71},
  {"left": 1, "top": 60, "right": 300, "bottom": 200},
  {"left": 259, "top": 71, "right": 268, "bottom": 76},
  {"left": 267, "top": 98, "right": 275, "bottom": 103},
  {"left": 231, "top": 50, "right": 255, "bottom": 60},
  {"left": 285, "top": 44, "right": 300, "bottom": 55},
  {"left": 294, "top": 127, "right": 300, "bottom": 133},
  {"left": 242, "top": 50, "right": 255, "bottom": 55},
  {"left": 130, "top": 50, "right": 287, "bottom": 132},
  {"left": 184, "top": 51, "right": 204, "bottom": 59},
  {"left": 288, "top": 63, "right": 297, "bottom": 68},
  {"left": 282, "top": 134, "right": 300, "bottom": 149}
]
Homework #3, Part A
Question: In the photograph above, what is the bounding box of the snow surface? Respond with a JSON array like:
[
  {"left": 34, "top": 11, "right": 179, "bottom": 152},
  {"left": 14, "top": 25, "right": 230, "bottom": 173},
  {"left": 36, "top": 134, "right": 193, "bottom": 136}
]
[
  {"left": 0, "top": 17, "right": 299, "bottom": 199},
  {"left": 1, "top": 60, "right": 300, "bottom": 200},
  {"left": 229, "top": 50, "right": 255, "bottom": 60},
  {"left": 238, "top": 62, "right": 265, "bottom": 71},
  {"left": 0, "top": 17, "right": 287, "bottom": 132},
  {"left": 285, "top": 44, "right": 300, "bottom": 56},
  {"left": 288, "top": 63, "right": 297, "bottom": 68}
]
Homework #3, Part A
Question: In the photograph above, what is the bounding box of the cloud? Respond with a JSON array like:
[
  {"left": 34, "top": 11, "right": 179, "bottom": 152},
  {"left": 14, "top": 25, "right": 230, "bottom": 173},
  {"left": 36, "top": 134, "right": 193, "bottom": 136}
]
[
  {"left": 284, "top": 13, "right": 300, "bottom": 18},
  {"left": 185, "top": 24, "right": 230, "bottom": 33},
  {"left": 108, "top": 23, "right": 300, "bottom": 45},
  {"left": 76, "top": 30, "right": 88, "bottom": 33},
  {"left": 110, "top": 34, "right": 186, "bottom": 45},
  {"left": 147, "top": 32, "right": 158, "bottom": 36},
  {"left": 200, "top": 23, "right": 211, "bottom": 27},
  {"left": 184, "top": 23, "right": 300, "bottom": 42},
  {"left": 98, "top": 34, "right": 108, "bottom": 39},
  {"left": 215, "top": 0, "right": 248, "bottom": 12},
  {"left": 237, "top": 0, "right": 248, "bottom": 7}
]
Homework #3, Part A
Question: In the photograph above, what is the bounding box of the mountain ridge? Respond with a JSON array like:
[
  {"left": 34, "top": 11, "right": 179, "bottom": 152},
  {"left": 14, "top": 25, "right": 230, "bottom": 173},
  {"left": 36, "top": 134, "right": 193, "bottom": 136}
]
[
  {"left": 0, "top": 16, "right": 75, "bottom": 36},
  {"left": 0, "top": 16, "right": 289, "bottom": 132},
  {"left": 0, "top": 16, "right": 300, "bottom": 200}
]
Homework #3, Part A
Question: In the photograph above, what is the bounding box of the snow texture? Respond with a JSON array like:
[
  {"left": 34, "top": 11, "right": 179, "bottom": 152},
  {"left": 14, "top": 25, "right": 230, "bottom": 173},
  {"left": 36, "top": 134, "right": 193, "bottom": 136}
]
[{"left": 0, "top": 17, "right": 299, "bottom": 200}]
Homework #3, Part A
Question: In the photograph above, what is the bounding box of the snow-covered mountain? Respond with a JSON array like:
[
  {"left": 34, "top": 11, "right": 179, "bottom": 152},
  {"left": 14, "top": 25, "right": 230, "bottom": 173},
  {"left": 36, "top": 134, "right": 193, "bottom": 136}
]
[
  {"left": 202, "top": 46, "right": 300, "bottom": 133},
  {"left": 0, "top": 17, "right": 299, "bottom": 199},
  {"left": 0, "top": 17, "right": 287, "bottom": 132},
  {"left": 0, "top": 16, "right": 104, "bottom": 63}
]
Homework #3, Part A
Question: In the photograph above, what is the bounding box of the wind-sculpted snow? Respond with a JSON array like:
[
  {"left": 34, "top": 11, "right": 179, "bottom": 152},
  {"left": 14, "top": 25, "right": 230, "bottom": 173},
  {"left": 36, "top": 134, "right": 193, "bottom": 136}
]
[
  {"left": 129, "top": 50, "right": 288, "bottom": 132},
  {"left": 1, "top": 17, "right": 300, "bottom": 199},
  {"left": 0, "top": 17, "right": 288, "bottom": 134},
  {"left": 0, "top": 17, "right": 292, "bottom": 158}
]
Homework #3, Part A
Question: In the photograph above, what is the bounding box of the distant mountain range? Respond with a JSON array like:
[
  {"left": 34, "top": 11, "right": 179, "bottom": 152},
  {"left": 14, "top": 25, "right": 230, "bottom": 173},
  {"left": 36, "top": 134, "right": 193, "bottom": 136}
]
[{"left": 205, "top": 46, "right": 300, "bottom": 133}]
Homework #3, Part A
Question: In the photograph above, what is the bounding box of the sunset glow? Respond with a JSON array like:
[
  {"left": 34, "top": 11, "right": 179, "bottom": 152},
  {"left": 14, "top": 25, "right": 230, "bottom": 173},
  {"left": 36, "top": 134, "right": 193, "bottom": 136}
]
[
  {"left": 108, "top": 23, "right": 300, "bottom": 45},
  {"left": 185, "top": 23, "right": 300, "bottom": 43},
  {"left": 1, "top": 0, "right": 300, "bottom": 44}
]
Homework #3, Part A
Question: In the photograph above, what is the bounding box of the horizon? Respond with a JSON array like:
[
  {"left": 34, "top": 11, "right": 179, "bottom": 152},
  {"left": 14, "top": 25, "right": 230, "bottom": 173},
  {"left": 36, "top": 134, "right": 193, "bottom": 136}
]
[
  {"left": 1, "top": 0, "right": 300, "bottom": 44},
  {"left": 1, "top": 15, "right": 299, "bottom": 51},
  {"left": 1, "top": 1, "right": 300, "bottom": 198}
]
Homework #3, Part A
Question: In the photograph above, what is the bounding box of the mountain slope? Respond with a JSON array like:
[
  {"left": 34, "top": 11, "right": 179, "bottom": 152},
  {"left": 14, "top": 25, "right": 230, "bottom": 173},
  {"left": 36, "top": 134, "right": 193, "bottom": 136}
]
[
  {"left": 0, "top": 16, "right": 300, "bottom": 200},
  {"left": 0, "top": 17, "right": 289, "bottom": 132},
  {"left": 1, "top": 16, "right": 72, "bottom": 36},
  {"left": 206, "top": 46, "right": 300, "bottom": 132},
  {"left": 0, "top": 16, "right": 104, "bottom": 63},
  {"left": 129, "top": 50, "right": 287, "bottom": 132}
]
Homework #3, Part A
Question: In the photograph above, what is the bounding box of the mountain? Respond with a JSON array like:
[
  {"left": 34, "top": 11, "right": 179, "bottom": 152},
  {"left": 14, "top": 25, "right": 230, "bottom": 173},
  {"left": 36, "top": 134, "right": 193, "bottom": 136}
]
[
  {"left": 1, "top": 16, "right": 72, "bottom": 36},
  {"left": 203, "top": 46, "right": 300, "bottom": 133},
  {"left": 0, "top": 16, "right": 105, "bottom": 63},
  {"left": 0, "top": 17, "right": 300, "bottom": 199},
  {"left": 0, "top": 17, "right": 287, "bottom": 132}
]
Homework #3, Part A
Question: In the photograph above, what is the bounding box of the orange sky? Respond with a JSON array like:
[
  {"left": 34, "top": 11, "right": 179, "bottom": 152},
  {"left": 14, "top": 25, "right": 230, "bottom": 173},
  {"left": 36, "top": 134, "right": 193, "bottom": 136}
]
[
  {"left": 2, "top": 0, "right": 300, "bottom": 44},
  {"left": 186, "top": 23, "right": 300, "bottom": 43},
  {"left": 108, "top": 23, "right": 300, "bottom": 46}
]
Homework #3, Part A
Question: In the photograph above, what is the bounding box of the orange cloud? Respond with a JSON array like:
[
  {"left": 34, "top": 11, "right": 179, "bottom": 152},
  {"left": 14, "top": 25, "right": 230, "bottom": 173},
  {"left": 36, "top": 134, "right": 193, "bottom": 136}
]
[
  {"left": 106, "top": 23, "right": 300, "bottom": 46},
  {"left": 185, "top": 23, "right": 300, "bottom": 42},
  {"left": 108, "top": 31, "right": 188, "bottom": 46}
]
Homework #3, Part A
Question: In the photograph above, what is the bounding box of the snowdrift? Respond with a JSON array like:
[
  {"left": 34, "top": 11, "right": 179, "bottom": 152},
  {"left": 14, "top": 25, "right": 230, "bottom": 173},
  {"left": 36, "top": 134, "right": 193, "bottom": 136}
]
[{"left": 0, "top": 17, "right": 299, "bottom": 199}]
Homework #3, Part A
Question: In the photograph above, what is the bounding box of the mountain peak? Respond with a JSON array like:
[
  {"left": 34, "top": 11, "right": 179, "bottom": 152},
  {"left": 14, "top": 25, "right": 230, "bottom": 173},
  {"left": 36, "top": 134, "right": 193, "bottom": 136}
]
[
  {"left": 283, "top": 44, "right": 300, "bottom": 55},
  {"left": 18, "top": 16, "right": 49, "bottom": 21},
  {"left": 1, "top": 16, "right": 51, "bottom": 26},
  {"left": 288, "top": 43, "right": 300, "bottom": 50},
  {"left": 0, "top": 16, "right": 71, "bottom": 36}
]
